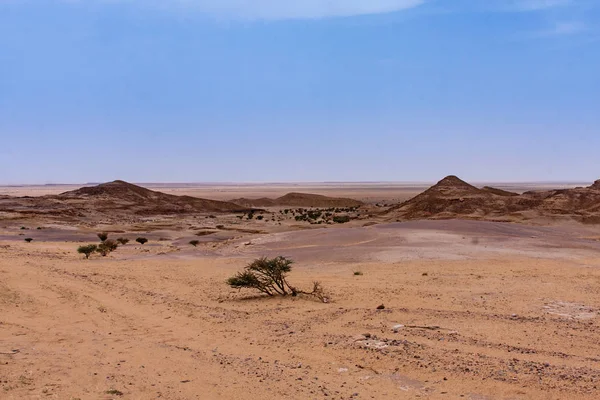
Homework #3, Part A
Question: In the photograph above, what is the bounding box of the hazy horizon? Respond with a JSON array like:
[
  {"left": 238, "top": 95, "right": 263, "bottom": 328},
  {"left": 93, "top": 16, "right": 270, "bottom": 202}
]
[{"left": 0, "top": 178, "right": 594, "bottom": 187}]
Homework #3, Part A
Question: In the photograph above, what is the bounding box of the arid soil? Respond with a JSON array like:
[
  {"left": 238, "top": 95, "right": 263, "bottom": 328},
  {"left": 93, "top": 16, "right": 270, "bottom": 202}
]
[{"left": 2, "top": 181, "right": 600, "bottom": 399}]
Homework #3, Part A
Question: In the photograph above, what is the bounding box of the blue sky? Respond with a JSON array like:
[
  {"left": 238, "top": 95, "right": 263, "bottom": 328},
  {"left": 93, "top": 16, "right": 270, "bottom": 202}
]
[{"left": 1, "top": 0, "right": 599, "bottom": 184}]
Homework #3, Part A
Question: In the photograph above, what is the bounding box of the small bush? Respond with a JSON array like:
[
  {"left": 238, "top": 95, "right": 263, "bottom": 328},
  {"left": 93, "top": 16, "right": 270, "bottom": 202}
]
[
  {"left": 136, "top": 237, "right": 148, "bottom": 245},
  {"left": 333, "top": 215, "right": 351, "bottom": 224},
  {"left": 256, "top": 215, "right": 264, "bottom": 220},
  {"left": 189, "top": 240, "right": 200, "bottom": 247},
  {"left": 78, "top": 244, "right": 98, "bottom": 259},
  {"left": 97, "top": 239, "right": 118, "bottom": 256},
  {"left": 227, "top": 256, "right": 329, "bottom": 302},
  {"left": 228, "top": 257, "right": 294, "bottom": 296},
  {"left": 24, "top": 238, "right": 33, "bottom": 243},
  {"left": 353, "top": 271, "right": 363, "bottom": 276},
  {"left": 116, "top": 238, "right": 130, "bottom": 245},
  {"left": 97, "top": 232, "right": 108, "bottom": 242}
]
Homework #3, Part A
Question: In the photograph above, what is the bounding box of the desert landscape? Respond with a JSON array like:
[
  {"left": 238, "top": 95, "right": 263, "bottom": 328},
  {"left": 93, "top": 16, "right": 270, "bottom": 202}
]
[{"left": 2, "top": 177, "right": 600, "bottom": 399}]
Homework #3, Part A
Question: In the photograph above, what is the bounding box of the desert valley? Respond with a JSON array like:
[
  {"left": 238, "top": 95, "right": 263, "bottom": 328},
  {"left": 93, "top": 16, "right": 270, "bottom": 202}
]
[{"left": 2, "top": 177, "right": 600, "bottom": 399}]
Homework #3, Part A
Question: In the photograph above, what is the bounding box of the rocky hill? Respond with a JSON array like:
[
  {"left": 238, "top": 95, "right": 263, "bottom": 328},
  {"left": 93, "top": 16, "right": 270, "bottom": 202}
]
[
  {"left": 385, "top": 175, "right": 600, "bottom": 224},
  {"left": 0, "top": 180, "right": 252, "bottom": 222}
]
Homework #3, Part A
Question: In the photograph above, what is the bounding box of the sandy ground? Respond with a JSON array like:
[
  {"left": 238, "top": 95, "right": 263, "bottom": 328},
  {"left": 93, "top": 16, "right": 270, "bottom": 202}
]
[{"left": 2, "top": 220, "right": 600, "bottom": 399}]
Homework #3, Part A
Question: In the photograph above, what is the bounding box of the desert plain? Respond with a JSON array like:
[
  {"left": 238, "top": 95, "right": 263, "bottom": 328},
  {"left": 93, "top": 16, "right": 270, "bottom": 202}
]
[{"left": 2, "top": 177, "right": 600, "bottom": 400}]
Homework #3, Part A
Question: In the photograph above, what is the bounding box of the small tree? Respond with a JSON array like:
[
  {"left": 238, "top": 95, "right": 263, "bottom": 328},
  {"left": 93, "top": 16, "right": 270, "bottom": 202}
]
[
  {"left": 98, "top": 232, "right": 108, "bottom": 242},
  {"left": 78, "top": 244, "right": 98, "bottom": 259},
  {"left": 97, "top": 240, "right": 118, "bottom": 256},
  {"left": 189, "top": 240, "right": 200, "bottom": 247},
  {"left": 24, "top": 238, "right": 33, "bottom": 243},
  {"left": 136, "top": 237, "right": 148, "bottom": 245},
  {"left": 227, "top": 256, "right": 294, "bottom": 296},
  {"left": 227, "top": 256, "right": 329, "bottom": 302},
  {"left": 117, "top": 238, "right": 130, "bottom": 245}
]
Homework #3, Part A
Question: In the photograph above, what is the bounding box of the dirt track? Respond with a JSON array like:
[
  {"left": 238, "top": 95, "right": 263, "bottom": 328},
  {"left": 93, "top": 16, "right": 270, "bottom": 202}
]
[{"left": 2, "top": 221, "right": 600, "bottom": 399}]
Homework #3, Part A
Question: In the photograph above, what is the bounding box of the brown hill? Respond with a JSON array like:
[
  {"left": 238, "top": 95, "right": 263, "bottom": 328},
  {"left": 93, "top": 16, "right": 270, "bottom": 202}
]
[
  {"left": 385, "top": 176, "right": 503, "bottom": 220},
  {"left": 0, "top": 180, "right": 251, "bottom": 222},
  {"left": 229, "top": 197, "right": 277, "bottom": 208},
  {"left": 231, "top": 192, "right": 363, "bottom": 208},
  {"left": 57, "top": 180, "right": 251, "bottom": 215},
  {"left": 481, "top": 186, "right": 519, "bottom": 197},
  {"left": 385, "top": 176, "right": 600, "bottom": 224}
]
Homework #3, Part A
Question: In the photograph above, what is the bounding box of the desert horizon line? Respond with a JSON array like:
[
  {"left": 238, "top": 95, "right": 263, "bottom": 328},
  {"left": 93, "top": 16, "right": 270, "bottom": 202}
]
[{"left": 0, "top": 178, "right": 594, "bottom": 188}]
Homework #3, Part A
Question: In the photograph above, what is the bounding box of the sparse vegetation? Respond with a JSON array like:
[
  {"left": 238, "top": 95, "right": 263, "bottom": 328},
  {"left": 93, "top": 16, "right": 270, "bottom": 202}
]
[
  {"left": 106, "top": 389, "right": 124, "bottom": 396},
  {"left": 354, "top": 271, "right": 363, "bottom": 276},
  {"left": 97, "top": 232, "right": 108, "bottom": 242},
  {"left": 136, "top": 237, "right": 148, "bottom": 245},
  {"left": 333, "top": 215, "right": 351, "bottom": 224},
  {"left": 227, "top": 256, "right": 329, "bottom": 302},
  {"left": 97, "top": 239, "right": 118, "bottom": 256},
  {"left": 285, "top": 207, "right": 359, "bottom": 225},
  {"left": 189, "top": 240, "right": 200, "bottom": 247},
  {"left": 116, "top": 237, "right": 130, "bottom": 245},
  {"left": 77, "top": 244, "right": 98, "bottom": 259},
  {"left": 24, "top": 238, "right": 33, "bottom": 243}
]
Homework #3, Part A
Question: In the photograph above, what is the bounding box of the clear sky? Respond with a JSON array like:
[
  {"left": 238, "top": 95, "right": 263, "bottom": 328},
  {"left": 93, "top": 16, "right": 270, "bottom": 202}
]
[{"left": 1, "top": 0, "right": 599, "bottom": 184}]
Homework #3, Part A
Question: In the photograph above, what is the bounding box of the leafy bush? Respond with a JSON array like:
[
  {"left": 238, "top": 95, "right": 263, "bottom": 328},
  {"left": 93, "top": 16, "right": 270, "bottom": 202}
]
[
  {"left": 116, "top": 238, "right": 130, "bottom": 245},
  {"left": 333, "top": 215, "right": 351, "bottom": 224},
  {"left": 189, "top": 240, "right": 200, "bottom": 247},
  {"left": 136, "top": 237, "right": 148, "bottom": 245},
  {"left": 227, "top": 256, "right": 329, "bottom": 302},
  {"left": 97, "top": 239, "right": 118, "bottom": 256},
  {"left": 24, "top": 238, "right": 33, "bottom": 243},
  {"left": 97, "top": 232, "right": 108, "bottom": 242},
  {"left": 77, "top": 244, "right": 98, "bottom": 259},
  {"left": 228, "top": 256, "right": 294, "bottom": 296}
]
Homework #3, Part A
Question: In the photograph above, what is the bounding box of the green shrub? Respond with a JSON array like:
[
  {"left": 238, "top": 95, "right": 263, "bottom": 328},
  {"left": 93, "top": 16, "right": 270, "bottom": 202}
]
[
  {"left": 136, "top": 237, "right": 148, "bottom": 245},
  {"left": 77, "top": 244, "right": 98, "bottom": 259},
  {"left": 24, "top": 238, "right": 33, "bottom": 243},
  {"left": 333, "top": 215, "right": 351, "bottom": 224},
  {"left": 228, "top": 257, "right": 294, "bottom": 296},
  {"left": 97, "top": 232, "right": 108, "bottom": 242},
  {"left": 227, "top": 256, "right": 329, "bottom": 302},
  {"left": 97, "top": 239, "right": 118, "bottom": 256},
  {"left": 116, "top": 238, "right": 130, "bottom": 245}
]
